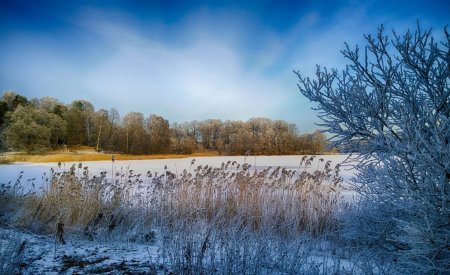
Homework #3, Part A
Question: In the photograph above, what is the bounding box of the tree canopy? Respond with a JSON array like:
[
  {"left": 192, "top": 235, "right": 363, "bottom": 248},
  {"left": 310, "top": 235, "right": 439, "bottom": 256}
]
[{"left": 0, "top": 91, "right": 328, "bottom": 155}]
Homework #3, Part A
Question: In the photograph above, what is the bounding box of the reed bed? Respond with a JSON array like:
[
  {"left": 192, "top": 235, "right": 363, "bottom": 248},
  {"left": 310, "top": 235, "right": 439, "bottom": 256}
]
[
  {"left": 1, "top": 156, "right": 350, "bottom": 273},
  {"left": 151, "top": 156, "right": 343, "bottom": 237},
  {"left": 0, "top": 232, "right": 26, "bottom": 274}
]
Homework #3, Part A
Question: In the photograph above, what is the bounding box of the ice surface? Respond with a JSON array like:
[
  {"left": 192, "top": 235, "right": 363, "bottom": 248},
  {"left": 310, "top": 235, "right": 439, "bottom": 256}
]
[{"left": 0, "top": 155, "right": 356, "bottom": 189}]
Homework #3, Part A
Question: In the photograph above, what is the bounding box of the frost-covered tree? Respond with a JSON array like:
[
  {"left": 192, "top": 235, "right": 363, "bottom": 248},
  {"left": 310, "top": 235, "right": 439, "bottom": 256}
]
[
  {"left": 5, "top": 105, "right": 67, "bottom": 153},
  {"left": 122, "top": 112, "right": 147, "bottom": 154},
  {"left": 147, "top": 114, "right": 171, "bottom": 154},
  {"left": 93, "top": 109, "right": 109, "bottom": 151},
  {"left": 295, "top": 25, "right": 449, "bottom": 273},
  {"left": 64, "top": 100, "right": 94, "bottom": 146}
]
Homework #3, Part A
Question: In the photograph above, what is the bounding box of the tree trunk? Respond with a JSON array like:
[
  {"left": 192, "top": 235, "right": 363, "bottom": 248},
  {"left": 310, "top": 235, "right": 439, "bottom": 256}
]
[
  {"left": 96, "top": 124, "right": 102, "bottom": 152},
  {"left": 126, "top": 129, "right": 129, "bottom": 154}
]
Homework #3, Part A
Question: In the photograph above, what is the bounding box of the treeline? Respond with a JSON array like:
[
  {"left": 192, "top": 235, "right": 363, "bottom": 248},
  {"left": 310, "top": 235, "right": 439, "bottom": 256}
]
[{"left": 0, "top": 91, "right": 328, "bottom": 155}]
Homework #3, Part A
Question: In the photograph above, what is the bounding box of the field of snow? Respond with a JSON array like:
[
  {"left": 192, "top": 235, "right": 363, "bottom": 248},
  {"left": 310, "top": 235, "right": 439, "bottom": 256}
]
[
  {"left": 0, "top": 226, "right": 362, "bottom": 274},
  {"left": 0, "top": 228, "right": 162, "bottom": 274},
  {"left": 0, "top": 155, "right": 356, "bottom": 188},
  {"left": 0, "top": 155, "right": 370, "bottom": 273},
  {"left": 0, "top": 155, "right": 359, "bottom": 206}
]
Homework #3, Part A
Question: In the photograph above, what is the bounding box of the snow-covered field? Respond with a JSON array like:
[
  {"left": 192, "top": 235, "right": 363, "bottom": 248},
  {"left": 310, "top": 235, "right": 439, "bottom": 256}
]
[
  {"left": 0, "top": 155, "right": 356, "bottom": 189},
  {"left": 0, "top": 228, "right": 162, "bottom": 274},
  {"left": 0, "top": 226, "right": 362, "bottom": 274},
  {"left": 1, "top": 155, "right": 365, "bottom": 274}
]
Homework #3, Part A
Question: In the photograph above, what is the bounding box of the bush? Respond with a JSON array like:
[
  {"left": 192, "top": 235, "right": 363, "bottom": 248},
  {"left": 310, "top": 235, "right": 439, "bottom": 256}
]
[{"left": 296, "top": 24, "right": 450, "bottom": 273}]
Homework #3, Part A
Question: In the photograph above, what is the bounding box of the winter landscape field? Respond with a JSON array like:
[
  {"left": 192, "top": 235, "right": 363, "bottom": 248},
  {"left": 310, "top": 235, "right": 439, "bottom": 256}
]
[
  {"left": 1, "top": 155, "right": 361, "bottom": 274},
  {"left": 0, "top": 155, "right": 356, "bottom": 191},
  {"left": 1, "top": 1, "right": 448, "bottom": 274}
]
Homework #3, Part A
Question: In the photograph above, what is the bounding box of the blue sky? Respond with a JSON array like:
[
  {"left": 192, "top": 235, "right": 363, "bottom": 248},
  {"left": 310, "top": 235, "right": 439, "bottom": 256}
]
[{"left": 0, "top": 0, "right": 448, "bottom": 132}]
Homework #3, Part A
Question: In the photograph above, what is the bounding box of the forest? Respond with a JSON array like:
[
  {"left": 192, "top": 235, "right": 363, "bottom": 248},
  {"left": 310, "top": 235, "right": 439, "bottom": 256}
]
[{"left": 0, "top": 91, "right": 327, "bottom": 155}]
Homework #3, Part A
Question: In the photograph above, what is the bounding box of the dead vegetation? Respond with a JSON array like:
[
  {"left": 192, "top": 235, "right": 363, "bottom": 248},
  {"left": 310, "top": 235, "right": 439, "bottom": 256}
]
[
  {"left": 1, "top": 156, "right": 351, "bottom": 273},
  {"left": 0, "top": 147, "right": 219, "bottom": 163}
]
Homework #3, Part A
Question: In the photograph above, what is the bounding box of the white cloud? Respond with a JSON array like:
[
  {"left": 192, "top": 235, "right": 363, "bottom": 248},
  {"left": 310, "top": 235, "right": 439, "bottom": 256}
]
[
  {"left": 4, "top": 5, "right": 391, "bottom": 133},
  {"left": 79, "top": 13, "right": 291, "bottom": 123}
]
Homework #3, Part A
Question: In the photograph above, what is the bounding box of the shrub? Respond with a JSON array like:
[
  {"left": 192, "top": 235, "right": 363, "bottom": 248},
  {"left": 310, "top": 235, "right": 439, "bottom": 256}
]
[{"left": 296, "top": 24, "right": 450, "bottom": 273}]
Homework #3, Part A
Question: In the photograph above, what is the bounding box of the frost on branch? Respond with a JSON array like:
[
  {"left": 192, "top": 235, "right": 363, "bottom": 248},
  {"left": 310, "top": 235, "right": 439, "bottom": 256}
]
[{"left": 295, "top": 24, "right": 449, "bottom": 273}]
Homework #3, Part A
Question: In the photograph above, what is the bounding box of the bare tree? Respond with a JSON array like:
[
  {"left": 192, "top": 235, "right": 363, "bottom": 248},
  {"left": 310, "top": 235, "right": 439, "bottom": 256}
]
[
  {"left": 64, "top": 100, "right": 94, "bottom": 146},
  {"left": 295, "top": 24, "right": 449, "bottom": 273},
  {"left": 106, "top": 108, "right": 120, "bottom": 150},
  {"left": 122, "top": 112, "right": 146, "bottom": 154},
  {"left": 198, "top": 119, "right": 222, "bottom": 150},
  {"left": 93, "top": 109, "right": 109, "bottom": 152},
  {"left": 147, "top": 114, "right": 171, "bottom": 154}
]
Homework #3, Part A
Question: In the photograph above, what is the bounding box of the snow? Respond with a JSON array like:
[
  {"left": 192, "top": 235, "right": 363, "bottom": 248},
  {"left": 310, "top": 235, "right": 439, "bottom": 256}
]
[
  {"left": 2, "top": 225, "right": 376, "bottom": 274},
  {"left": 0, "top": 155, "right": 356, "bottom": 189},
  {"left": 0, "top": 155, "right": 364, "bottom": 273},
  {"left": 0, "top": 227, "right": 162, "bottom": 274},
  {"left": 0, "top": 155, "right": 359, "bottom": 205}
]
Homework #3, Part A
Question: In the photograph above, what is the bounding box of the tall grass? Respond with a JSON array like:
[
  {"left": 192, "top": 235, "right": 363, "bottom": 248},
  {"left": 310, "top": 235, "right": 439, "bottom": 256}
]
[
  {"left": 1, "top": 156, "right": 352, "bottom": 272},
  {"left": 8, "top": 164, "right": 150, "bottom": 240},
  {"left": 0, "top": 232, "right": 26, "bottom": 274},
  {"left": 151, "top": 157, "right": 342, "bottom": 237},
  {"left": 151, "top": 156, "right": 344, "bottom": 273}
]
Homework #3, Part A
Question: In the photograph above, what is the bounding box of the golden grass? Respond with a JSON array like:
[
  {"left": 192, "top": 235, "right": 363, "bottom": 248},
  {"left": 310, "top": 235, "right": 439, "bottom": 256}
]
[
  {"left": 1, "top": 156, "right": 342, "bottom": 243},
  {"left": 0, "top": 146, "right": 338, "bottom": 164},
  {"left": 160, "top": 161, "right": 343, "bottom": 236},
  {"left": 12, "top": 166, "right": 136, "bottom": 234},
  {"left": 0, "top": 159, "right": 12, "bottom": 164},
  {"left": 0, "top": 150, "right": 220, "bottom": 163}
]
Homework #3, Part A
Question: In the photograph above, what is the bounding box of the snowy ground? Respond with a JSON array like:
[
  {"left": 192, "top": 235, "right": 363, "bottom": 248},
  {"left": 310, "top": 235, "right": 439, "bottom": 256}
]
[
  {"left": 1, "top": 226, "right": 368, "bottom": 274},
  {"left": 0, "top": 155, "right": 359, "bottom": 204},
  {"left": 0, "top": 227, "right": 163, "bottom": 274},
  {"left": 0, "top": 155, "right": 362, "bottom": 274},
  {"left": 0, "top": 155, "right": 356, "bottom": 188}
]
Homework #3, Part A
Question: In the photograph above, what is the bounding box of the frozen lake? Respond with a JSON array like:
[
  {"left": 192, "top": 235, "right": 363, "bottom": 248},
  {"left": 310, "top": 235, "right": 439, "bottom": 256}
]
[{"left": 0, "top": 155, "right": 357, "bottom": 191}]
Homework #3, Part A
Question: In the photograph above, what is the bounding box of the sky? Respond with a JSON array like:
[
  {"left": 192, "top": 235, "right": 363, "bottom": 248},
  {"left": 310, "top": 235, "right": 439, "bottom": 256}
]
[{"left": 0, "top": 0, "right": 448, "bottom": 133}]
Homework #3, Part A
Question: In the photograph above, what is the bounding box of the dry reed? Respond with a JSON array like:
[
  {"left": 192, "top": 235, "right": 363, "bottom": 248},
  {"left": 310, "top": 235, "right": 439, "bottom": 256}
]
[
  {"left": 151, "top": 156, "right": 343, "bottom": 237},
  {"left": 1, "top": 156, "right": 345, "bottom": 272},
  {"left": 2, "top": 156, "right": 342, "bottom": 237}
]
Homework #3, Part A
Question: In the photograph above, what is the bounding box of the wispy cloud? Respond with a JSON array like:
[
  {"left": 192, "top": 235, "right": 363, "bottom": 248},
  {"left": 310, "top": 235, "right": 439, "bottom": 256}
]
[
  {"left": 0, "top": 1, "right": 447, "bottom": 132},
  {"left": 76, "top": 11, "right": 289, "bottom": 122}
]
